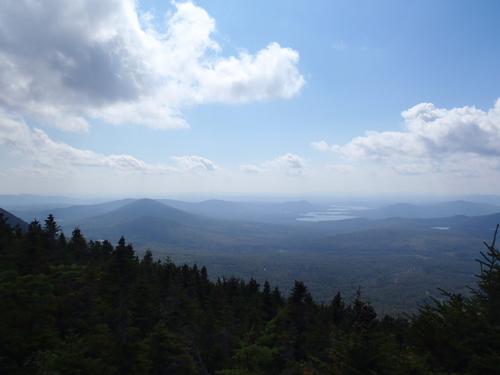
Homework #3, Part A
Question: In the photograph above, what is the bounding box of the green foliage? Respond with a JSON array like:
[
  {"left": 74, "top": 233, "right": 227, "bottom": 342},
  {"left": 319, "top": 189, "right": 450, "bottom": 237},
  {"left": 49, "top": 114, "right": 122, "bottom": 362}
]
[
  {"left": 0, "top": 216, "right": 499, "bottom": 374},
  {"left": 411, "top": 224, "right": 500, "bottom": 374}
]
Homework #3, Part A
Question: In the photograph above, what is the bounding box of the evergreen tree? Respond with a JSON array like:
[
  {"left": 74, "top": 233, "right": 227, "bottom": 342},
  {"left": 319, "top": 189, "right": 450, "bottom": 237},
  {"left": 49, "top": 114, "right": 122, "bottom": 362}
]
[
  {"left": 69, "top": 227, "right": 88, "bottom": 262},
  {"left": 0, "top": 215, "right": 499, "bottom": 374},
  {"left": 43, "top": 214, "right": 59, "bottom": 242}
]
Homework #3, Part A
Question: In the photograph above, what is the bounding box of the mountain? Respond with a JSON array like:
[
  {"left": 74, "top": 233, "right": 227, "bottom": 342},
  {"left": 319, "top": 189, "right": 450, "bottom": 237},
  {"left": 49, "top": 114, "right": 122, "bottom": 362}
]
[
  {"left": 0, "top": 208, "right": 29, "bottom": 230},
  {"left": 74, "top": 199, "right": 199, "bottom": 227},
  {"left": 11, "top": 197, "right": 318, "bottom": 226},
  {"left": 441, "top": 212, "right": 500, "bottom": 236},
  {"left": 58, "top": 198, "right": 500, "bottom": 252},
  {"left": 354, "top": 200, "right": 500, "bottom": 219},
  {"left": 12, "top": 199, "right": 136, "bottom": 224},
  {"left": 62, "top": 199, "right": 199, "bottom": 246},
  {"left": 159, "top": 198, "right": 317, "bottom": 223},
  {"left": 64, "top": 199, "right": 301, "bottom": 250},
  {"left": 18, "top": 197, "right": 500, "bottom": 313}
]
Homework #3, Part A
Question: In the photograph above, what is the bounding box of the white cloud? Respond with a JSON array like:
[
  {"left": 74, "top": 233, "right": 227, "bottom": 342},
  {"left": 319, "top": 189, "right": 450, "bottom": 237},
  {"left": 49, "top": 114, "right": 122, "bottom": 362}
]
[
  {"left": 334, "top": 99, "right": 500, "bottom": 174},
  {"left": 266, "top": 153, "right": 305, "bottom": 170},
  {"left": 196, "top": 43, "right": 304, "bottom": 103},
  {"left": 241, "top": 153, "right": 305, "bottom": 174},
  {"left": 0, "top": 109, "right": 216, "bottom": 175},
  {"left": 171, "top": 155, "right": 219, "bottom": 172},
  {"left": 310, "top": 140, "right": 336, "bottom": 152},
  {"left": 0, "top": 0, "right": 304, "bottom": 132}
]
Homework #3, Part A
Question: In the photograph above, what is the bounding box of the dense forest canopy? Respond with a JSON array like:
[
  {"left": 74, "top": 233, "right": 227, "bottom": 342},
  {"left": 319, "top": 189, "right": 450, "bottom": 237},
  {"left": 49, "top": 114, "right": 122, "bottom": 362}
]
[{"left": 0, "top": 213, "right": 499, "bottom": 374}]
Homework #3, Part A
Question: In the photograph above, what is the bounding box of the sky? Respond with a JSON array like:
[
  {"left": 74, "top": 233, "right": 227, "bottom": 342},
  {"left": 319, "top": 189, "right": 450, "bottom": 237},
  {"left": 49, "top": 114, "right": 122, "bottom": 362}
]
[{"left": 0, "top": 0, "right": 500, "bottom": 197}]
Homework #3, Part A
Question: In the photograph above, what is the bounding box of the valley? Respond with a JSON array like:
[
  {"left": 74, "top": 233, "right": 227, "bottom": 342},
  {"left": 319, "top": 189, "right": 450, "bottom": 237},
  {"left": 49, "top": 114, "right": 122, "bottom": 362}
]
[{"left": 3, "top": 195, "right": 499, "bottom": 313}]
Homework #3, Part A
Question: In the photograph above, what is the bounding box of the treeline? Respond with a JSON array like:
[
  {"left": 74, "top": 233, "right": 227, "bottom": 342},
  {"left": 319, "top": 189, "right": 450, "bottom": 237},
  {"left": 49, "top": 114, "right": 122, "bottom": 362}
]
[{"left": 0, "top": 214, "right": 499, "bottom": 374}]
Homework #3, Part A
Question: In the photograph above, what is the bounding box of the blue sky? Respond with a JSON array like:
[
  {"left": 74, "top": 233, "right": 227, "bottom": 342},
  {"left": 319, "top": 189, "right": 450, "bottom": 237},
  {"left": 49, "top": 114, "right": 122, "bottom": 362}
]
[{"left": 0, "top": 0, "right": 500, "bottom": 196}]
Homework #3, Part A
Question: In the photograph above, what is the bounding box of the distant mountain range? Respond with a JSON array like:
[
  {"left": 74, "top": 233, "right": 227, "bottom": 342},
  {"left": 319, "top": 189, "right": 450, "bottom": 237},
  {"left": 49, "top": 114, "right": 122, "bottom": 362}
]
[
  {"left": 353, "top": 200, "right": 500, "bottom": 219},
  {"left": 8, "top": 198, "right": 500, "bottom": 249},
  {"left": 5, "top": 197, "right": 495, "bottom": 254},
  {"left": 160, "top": 198, "right": 317, "bottom": 223},
  {"left": 3, "top": 197, "right": 500, "bottom": 312},
  {"left": 12, "top": 198, "right": 319, "bottom": 225},
  {"left": 13, "top": 196, "right": 500, "bottom": 224},
  {"left": 60, "top": 199, "right": 304, "bottom": 251},
  {"left": 13, "top": 199, "right": 136, "bottom": 225}
]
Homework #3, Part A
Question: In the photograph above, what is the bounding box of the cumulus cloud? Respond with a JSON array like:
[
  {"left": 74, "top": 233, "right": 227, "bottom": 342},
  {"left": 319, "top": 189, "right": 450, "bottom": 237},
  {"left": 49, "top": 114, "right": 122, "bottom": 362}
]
[
  {"left": 196, "top": 43, "right": 304, "bottom": 103},
  {"left": 0, "top": 109, "right": 216, "bottom": 175},
  {"left": 241, "top": 153, "right": 305, "bottom": 174},
  {"left": 310, "top": 140, "right": 337, "bottom": 152},
  {"left": 0, "top": 0, "right": 304, "bottom": 132},
  {"left": 334, "top": 99, "right": 500, "bottom": 174},
  {"left": 171, "top": 155, "right": 219, "bottom": 172},
  {"left": 266, "top": 153, "right": 305, "bottom": 170}
]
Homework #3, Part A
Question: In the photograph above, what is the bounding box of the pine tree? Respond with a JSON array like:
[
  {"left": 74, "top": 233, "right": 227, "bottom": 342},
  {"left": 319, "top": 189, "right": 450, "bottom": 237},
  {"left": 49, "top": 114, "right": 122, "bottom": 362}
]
[
  {"left": 69, "top": 227, "right": 88, "bottom": 262},
  {"left": 43, "top": 214, "right": 59, "bottom": 242},
  {"left": 474, "top": 224, "right": 500, "bottom": 323}
]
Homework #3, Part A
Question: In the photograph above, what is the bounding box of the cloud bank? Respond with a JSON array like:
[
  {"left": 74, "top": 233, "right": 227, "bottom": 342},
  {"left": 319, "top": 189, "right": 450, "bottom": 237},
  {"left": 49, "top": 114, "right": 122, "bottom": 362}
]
[
  {"left": 171, "top": 155, "right": 219, "bottom": 172},
  {"left": 314, "top": 100, "right": 500, "bottom": 175},
  {"left": 0, "top": 110, "right": 216, "bottom": 175},
  {"left": 337, "top": 100, "right": 500, "bottom": 159},
  {"left": 0, "top": 0, "right": 304, "bottom": 132},
  {"left": 310, "top": 140, "right": 337, "bottom": 152}
]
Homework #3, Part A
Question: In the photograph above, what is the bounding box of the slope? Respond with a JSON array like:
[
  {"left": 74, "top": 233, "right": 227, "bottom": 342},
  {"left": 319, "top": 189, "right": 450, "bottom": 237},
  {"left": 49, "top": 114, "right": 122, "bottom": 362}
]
[{"left": 0, "top": 208, "right": 29, "bottom": 231}]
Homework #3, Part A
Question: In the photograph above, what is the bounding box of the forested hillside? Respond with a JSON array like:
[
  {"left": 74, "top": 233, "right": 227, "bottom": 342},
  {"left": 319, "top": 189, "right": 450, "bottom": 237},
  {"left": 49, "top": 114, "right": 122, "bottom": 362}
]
[
  {"left": 0, "top": 208, "right": 28, "bottom": 231},
  {"left": 0, "top": 213, "right": 499, "bottom": 374}
]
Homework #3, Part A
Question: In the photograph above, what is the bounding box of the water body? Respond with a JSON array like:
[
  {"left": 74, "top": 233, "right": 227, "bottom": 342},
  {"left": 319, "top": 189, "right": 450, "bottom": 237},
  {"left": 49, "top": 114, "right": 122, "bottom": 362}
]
[{"left": 296, "top": 205, "right": 366, "bottom": 222}]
